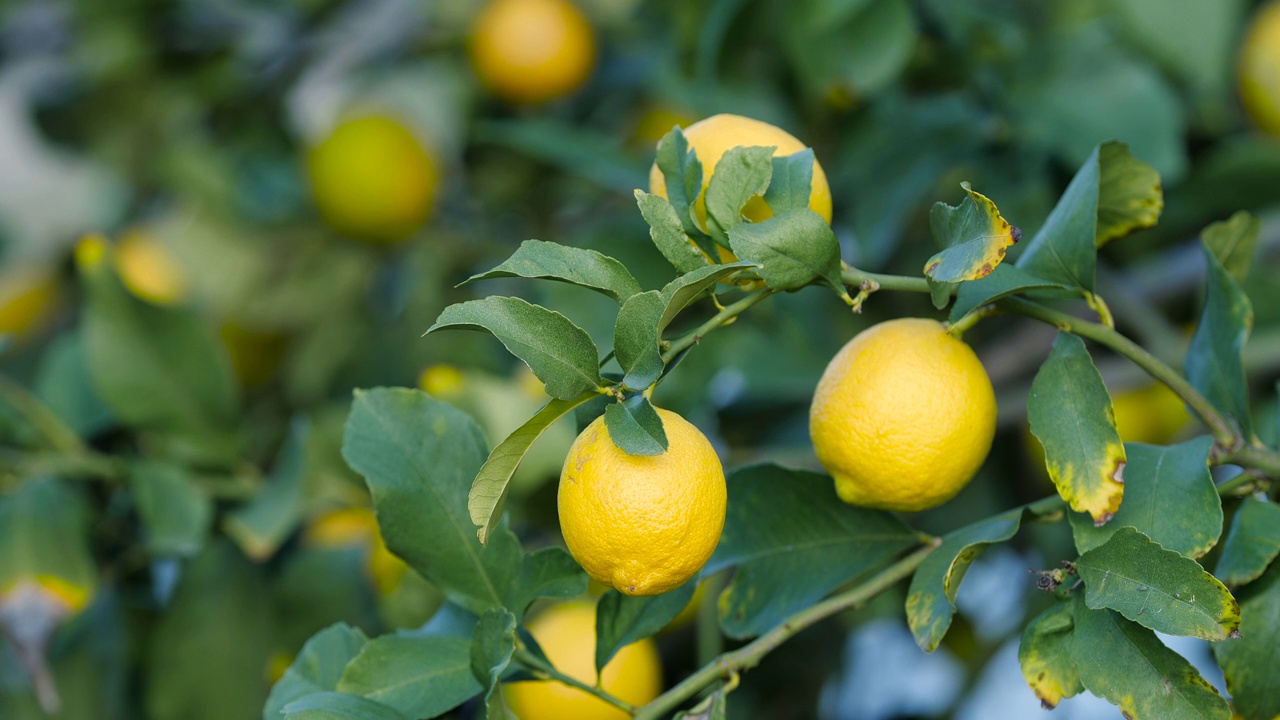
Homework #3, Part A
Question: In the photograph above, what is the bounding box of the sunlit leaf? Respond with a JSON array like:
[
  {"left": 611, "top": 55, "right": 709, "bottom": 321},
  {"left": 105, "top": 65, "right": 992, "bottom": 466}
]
[
  {"left": 461, "top": 240, "right": 643, "bottom": 303},
  {"left": 336, "top": 635, "right": 480, "bottom": 717},
  {"left": 704, "top": 146, "right": 774, "bottom": 244},
  {"left": 1096, "top": 141, "right": 1163, "bottom": 246},
  {"left": 924, "top": 182, "right": 1020, "bottom": 283},
  {"left": 635, "top": 191, "right": 712, "bottom": 274},
  {"left": 603, "top": 395, "right": 668, "bottom": 456},
  {"left": 762, "top": 150, "right": 815, "bottom": 215},
  {"left": 654, "top": 127, "right": 704, "bottom": 237},
  {"left": 727, "top": 209, "right": 842, "bottom": 292}
]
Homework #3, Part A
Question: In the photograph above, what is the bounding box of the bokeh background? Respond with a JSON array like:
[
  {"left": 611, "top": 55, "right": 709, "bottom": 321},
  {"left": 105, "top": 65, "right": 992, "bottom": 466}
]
[{"left": 2, "top": 0, "right": 1279, "bottom": 718}]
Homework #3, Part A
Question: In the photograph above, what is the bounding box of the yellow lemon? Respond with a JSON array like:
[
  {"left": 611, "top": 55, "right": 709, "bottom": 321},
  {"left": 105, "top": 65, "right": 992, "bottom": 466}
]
[
  {"left": 1110, "top": 382, "right": 1191, "bottom": 444},
  {"left": 303, "top": 507, "right": 409, "bottom": 595},
  {"left": 505, "top": 601, "right": 661, "bottom": 720},
  {"left": 0, "top": 264, "right": 59, "bottom": 341},
  {"left": 307, "top": 115, "right": 440, "bottom": 245},
  {"left": 1240, "top": 0, "right": 1280, "bottom": 136},
  {"left": 647, "top": 113, "right": 833, "bottom": 231},
  {"left": 469, "top": 0, "right": 596, "bottom": 104},
  {"left": 809, "top": 318, "right": 997, "bottom": 512},
  {"left": 116, "top": 230, "right": 186, "bottom": 304},
  {"left": 558, "top": 408, "right": 726, "bottom": 596}
]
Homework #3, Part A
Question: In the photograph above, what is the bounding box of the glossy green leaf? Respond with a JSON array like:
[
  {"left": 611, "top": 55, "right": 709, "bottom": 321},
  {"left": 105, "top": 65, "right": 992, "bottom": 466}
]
[
  {"left": 468, "top": 392, "right": 596, "bottom": 546},
  {"left": 461, "top": 240, "right": 643, "bottom": 303},
  {"left": 948, "top": 263, "right": 1075, "bottom": 322},
  {"left": 264, "top": 624, "right": 370, "bottom": 720},
  {"left": 282, "top": 692, "right": 408, "bottom": 720},
  {"left": 1017, "top": 601, "right": 1082, "bottom": 709},
  {"left": 1076, "top": 527, "right": 1240, "bottom": 641},
  {"left": 426, "top": 297, "right": 602, "bottom": 401},
  {"left": 1212, "top": 559, "right": 1280, "bottom": 720},
  {"left": 635, "top": 190, "right": 712, "bottom": 274},
  {"left": 906, "top": 508, "right": 1022, "bottom": 652},
  {"left": 1068, "top": 438, "right": 1220, "bottom": 558},
  {"left": 342, "top": 388, "right": 523, "bottom": 614},
  {"left": 130, "top": 460, "right": 212, "bottom": 558},
  {"left": 514, "top": 547, "right": 588, "bottom": 615},
  {"left": 704, "top": 145, "right": 775, "bottom": 244},
  {"left": 1096, "top": 141, "right": 1164, "bottom": 246},
  {"left": 1015, "top": 145, "right": 1100, "bottom": 291},
  {"left": 1202, "top": 211, "right": 1259, "bottom": 283},
  {"left": 225, "top": 418, "right": 308, "bottom": 561},
  {"left": 595, "top": 582, "right": 697, "bottom": 671},
  {"left": 727, "top": 209, "right": 843, "bottom": 292},
  {"left": 603, "top": 396, "right": 668, "bottom": 456},
  {"left": 471, "top": 608, "right": 517, "bottom": 695},
  {"left": 924, "top": 182, "right": 1020, "bottom": 283},
  {"left": 1185, "top": 229, "right": 1254, "bottom": 438},
  {"left": 1028, "top": 332, "right": 1126, "bottom": 525},
  {"left": 146, "top": 541, "right": 275, "bottom": 720},
  {"left": 336, "top": 635, "right": 480, "bottom": 717},
  {"left": 762, "top": 150, "right": 815, "bottom": 215},
  {"left": 654, "top": 126, "right": 704, "bottom": 237},
  {"left": 1213, "top": 498, "right": 1280, "bottom": 588},
  {"left": 704, "top": 465, "right": 917, "bottom": 639},
  {"left": 1070, "top": 599, "right": 1230, "bottom": 720}
]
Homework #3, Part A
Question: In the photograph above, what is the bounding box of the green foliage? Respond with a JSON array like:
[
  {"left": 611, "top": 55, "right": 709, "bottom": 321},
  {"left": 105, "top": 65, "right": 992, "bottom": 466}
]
[
  {"left": 1214, "top": 498, "right": 1280, "bottom": 588},
  {"left": 129, "top": 460, "right": 212, "bottom": 558},
  {"left": 334, "top": 635, "right": 478, "bottom": 717},
  {"left": 602, "top": 396, "right": 668, "bottom": 456},
  {"left": 1212, "top": 560, "right": 1280, "bottom": 720},
  {"left": 1017, "top": 601, "right": 1082, "bottom": 709},
  {"left": 925, "top": 182, "right": 1020, "bottom": 283},
  {"left": 462, "top": 240, "right": 643, "bottom": 303},
  {"left": 595, "top": 583, "right": 696, "bottom": 671}
]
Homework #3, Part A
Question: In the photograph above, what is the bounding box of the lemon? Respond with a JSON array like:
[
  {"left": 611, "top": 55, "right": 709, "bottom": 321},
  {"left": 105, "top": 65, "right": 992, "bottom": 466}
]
[
  {"left": 505, "top": 601, "right": 661, "bottom": 720},
  {"left": 0, "top": 264, "right": 59, "bottom": 341},
  {"left": 558, "top": 408, "right": 726, "bottom": 596},
  {"left": 116, "top": 229, "right": 187, "bottom": 304},
  {"left": 647, "top": 113, "right": 833, "bottom": 231},
  {"left": 307, "top": 115, "right": 440, "bottom": 245},
  {"left": 468, "top": 0, "right": 596, "bottom": 104},
  {"left": 303, "top": 507, "right": 409, "bottom": 596},
  {"left": 1240, "top": 0, "right": 1280, "bottom": 136},
  {"left": 809, "top": 318, "right": 997, "bottom": 512},
  {"left": 1110, "top": 382, "right": 1191, "bottom": 444}
]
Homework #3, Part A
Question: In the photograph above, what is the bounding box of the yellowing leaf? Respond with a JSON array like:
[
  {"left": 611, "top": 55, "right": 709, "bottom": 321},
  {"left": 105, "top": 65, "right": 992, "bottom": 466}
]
[
  {"left": 925, "top": 182, "right": 1021, "bottom": 283},
  {"left": 1018, "top": 601, "right": 1082, "bottom": 709},
  {"left": 1096, "top": 141, "right": 1163, "bottom": 246}
]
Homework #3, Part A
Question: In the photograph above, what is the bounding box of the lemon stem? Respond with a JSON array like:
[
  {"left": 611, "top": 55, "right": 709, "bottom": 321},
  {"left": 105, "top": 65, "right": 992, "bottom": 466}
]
[
  {"left": 839, "top": 265, "right": 934, "bottom": 294},
  {"left": 511, "top": 645, "right": 636, "bottom": 714},
  {"left": 661, "top": 289, "right": 773, "bottom": 364}
]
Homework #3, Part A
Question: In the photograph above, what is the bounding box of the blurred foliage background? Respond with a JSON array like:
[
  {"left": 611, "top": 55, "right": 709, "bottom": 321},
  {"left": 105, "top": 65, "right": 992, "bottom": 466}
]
[{"left": 2, "top": 0, "right": 1279, "bottom": 718}]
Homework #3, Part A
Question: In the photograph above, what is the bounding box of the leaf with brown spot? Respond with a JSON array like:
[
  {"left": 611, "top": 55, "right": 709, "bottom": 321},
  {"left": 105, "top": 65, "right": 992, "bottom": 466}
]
[
  {"left": 1018, "top": 600, "right": 1082, "bottom": 708},
  {"left": 1096, "top": 141, "right": 1163, "bottom": 246},
  {"left": 924, "top": 182, "right": 1020, "bottom": 283}
]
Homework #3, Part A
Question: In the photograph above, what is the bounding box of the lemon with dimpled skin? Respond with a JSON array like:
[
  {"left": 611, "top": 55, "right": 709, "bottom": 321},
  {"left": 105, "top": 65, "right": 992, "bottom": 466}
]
[
  {"left": 809, "top": 318, "right": 997, "bottom": 512},
  {"left": 1240, "top": 0, "right": 1280, "bottom": 136},
  {"left": 558, "top": 408, "right": 726, "bottom": 596},
  {"left": 505, "top": 601, "right": 661, "bottom": 720}
]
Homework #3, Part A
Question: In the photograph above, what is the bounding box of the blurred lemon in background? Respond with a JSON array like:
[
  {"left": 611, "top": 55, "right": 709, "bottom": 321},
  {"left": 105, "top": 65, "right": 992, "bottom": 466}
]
[
  {"left": 306, "top": 115, "right": 440, "bottom": 245},
  {"left": 303, "top": 506, "right": 408, "bottom": 596},
  {"left": 505, "top": 601, "right": 662, "bottom": 720},
  {"left": 468, "top": 0, "right": 596, "bottom": 104},
  {"left": 0, "top": 264, "right": 60, "bottom": 343},
  {"left": 116, "top": 229, "right": 186, "bottom": 305},
  {"left": 1239, "top": 0, "right": 1280, "bottom": 136}
]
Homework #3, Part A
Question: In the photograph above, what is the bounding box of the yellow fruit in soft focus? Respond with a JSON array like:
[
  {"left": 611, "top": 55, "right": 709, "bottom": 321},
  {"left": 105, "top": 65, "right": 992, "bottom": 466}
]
[
  {"left": 419, "top": 364, "right": 466, "bottom": 398},
  {"left": 116, "top": 230, "right": 186, "bottom": 305},
  {"left": 809, "top": 318, "right": 997, "bottom": 512},
  {"left": 469, "top": 0, "right": 596, "bottom": 104},
  {"left": 303, "top": 507, "right": 409, "bottom": 595},
  {"left": 1110, "top": 382, "right": 1191, "bottom": 444},
  {"left": 0, "top": 265, "right": 59, "bottom": 340},
  {"left": 558, "top": 408, "right": 726, "bottom": 596},
  {"left": 505, "top": 602, "right": 661, "bottom": 720},
  {"left": 648, "top": 113, "right": 833, "bottom": 231},
  {"left": 1239, "top": 0, "right": 1280, "bottom": 136},
  {"left": 632, "top": 106, "right": 696, "bottom": 147},
  {"left": 307, "top": 115, "right": 439, "bottom": 245}
]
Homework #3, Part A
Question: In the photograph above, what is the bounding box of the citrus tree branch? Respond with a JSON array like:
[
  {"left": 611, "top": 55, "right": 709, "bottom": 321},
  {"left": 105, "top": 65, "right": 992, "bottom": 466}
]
[
  {"left": 511, "top": 646, "right": 636, "bottom": 715},
  {"left": 839, "top": 265, "right": 933, "bottom": 294},
  {"left": 661, "top": 288, "right": 774, "bottom": 364}
]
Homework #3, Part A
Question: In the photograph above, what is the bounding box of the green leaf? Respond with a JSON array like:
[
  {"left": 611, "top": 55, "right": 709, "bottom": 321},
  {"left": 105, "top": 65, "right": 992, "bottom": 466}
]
[
  {"left": 924, "top": 182, "right": 1020, "bottom": 283},
  {"left": 1202, "top": 210, "right": 1259, "bottom": 284},
  {"left": 1015, "top": 145, "right": 1101, "bottom": 291},
  {"left": 336, "top": 635, "right": 481, "bottom": 717},
  {"left": 146, "top": 541, "right": 275, "bottom": 720},
  {"left": 1028, "top": 332, "right": 1126, "bottom": 525},
  {"left": 471, "top": 608, "right": 517, "bottom": 693},
  {"left": 727, "top": 209, "right": 842, "bottom": 292},
  {"left": 1213, "top": 498, "right": 1280, "bottom": 588},
  {"left": 762, "top": 150, "right": 815, "bottom": 215},
  {"left": 654, "top": 126, "right": 704, "bottom": 237},
  {"left": 225, "top": 417, "right": 308, "bottom": 561},
  {"left": 948, "top": 263, "right": 1076, "bottom": 322},
  {"left": 130, "top": 460, "right": 212, "bottom": 558},
  {"left": 1110, "top": 0, "right": 1244, "bottom": 107},
  {"left": 461, "top": 240, "right": 643, "bottom": 303},
  {"left": 342, "top": 388, "right": 523, "bottom": 614},
  {"left": 1068, "top": 438, "right": 1220, "bottom": 558},
  {"left": 1070, "top": 598, "right": 1230, "bottom": 720},
  {"left": 33, "top": 331, "right": 114, "bottom": 439},
  {"left": 1212, "top": 559, "right": 1280, "bottom": 720},
  {"left": 1075, "top": 527, "right": 1240, "bottom": 641},
  {"left": 1017, "top": 601, "right": 1082, "bottom": 709},
  {"left": 468, "top": 392, "right": 596, "bottom": 546},
  {"left": 595, "top": 582, "right": 697, "bottom": 671},
  {"left": 704, "top": 146, "right": 775, "bottom": 244},
  {"left": 928, "top": 278, "right": 954, "bottom": 310},
  {"left": 282, "top": 692, "right": 409, "bottom": 720},
  {"left": 264, "top": 624, "right": 370, "bottom": 720},
  {"left": 705, "top": 465, "right": 917, "bottom": 639},
  {"left": 905, "top": 508, "right": 1022, "bottom": 652},
  {"left": 1096, "top": 141, "right": 1164, "bottom": 246},
  {"left": 1185, "top": 234, "right": 1254, "bottom": 438},
  {"left": 603, "top": 396, "right": 668, "bottom": 456},
  {"left": 674, "top": 690, "right": 727, "bottom": 720},
  {"left": 0, "top": 477, "right": 96, "bottom": 597},
  {"left": 634, "top": 190, "right": 712, "bottom": 274},
  {"left": 426, "top": 297, "right": 603, "bottom": 400},
  {"left": 514, "top": 547, "right": 588, "bottom": 614}
]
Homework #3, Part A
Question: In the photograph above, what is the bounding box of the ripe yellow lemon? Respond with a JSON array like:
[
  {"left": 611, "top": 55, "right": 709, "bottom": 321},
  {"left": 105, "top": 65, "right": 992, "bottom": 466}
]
[
  {"left": 116, "top": 229, "right": 186, "bottom": 304},
  {"left": 0, "top": 264, "right": 59, "bottom": 341},
  {"left": 1110, "top": 382, "right": 1191, "bottom": 444},
  {"left": 1240, "top": 0, "right": 1280, "bottom": 136},
  {"left": 307, "top": 115, "right": 439, "bottom": 245},
  {"left": 505, "top": 601, "right": 661, "bottom": 720},
  {"left": 809, "top": 318, "right": 997, "bottom": 512},
  {"left": 468, "top": 0, "right": 595, "bottom": 104},
  {"left": 558, "top": 408, "right": 726, "bottom": 596},
  {"left": 647, "top": 113, "right": 833, "bottom": 231}
]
